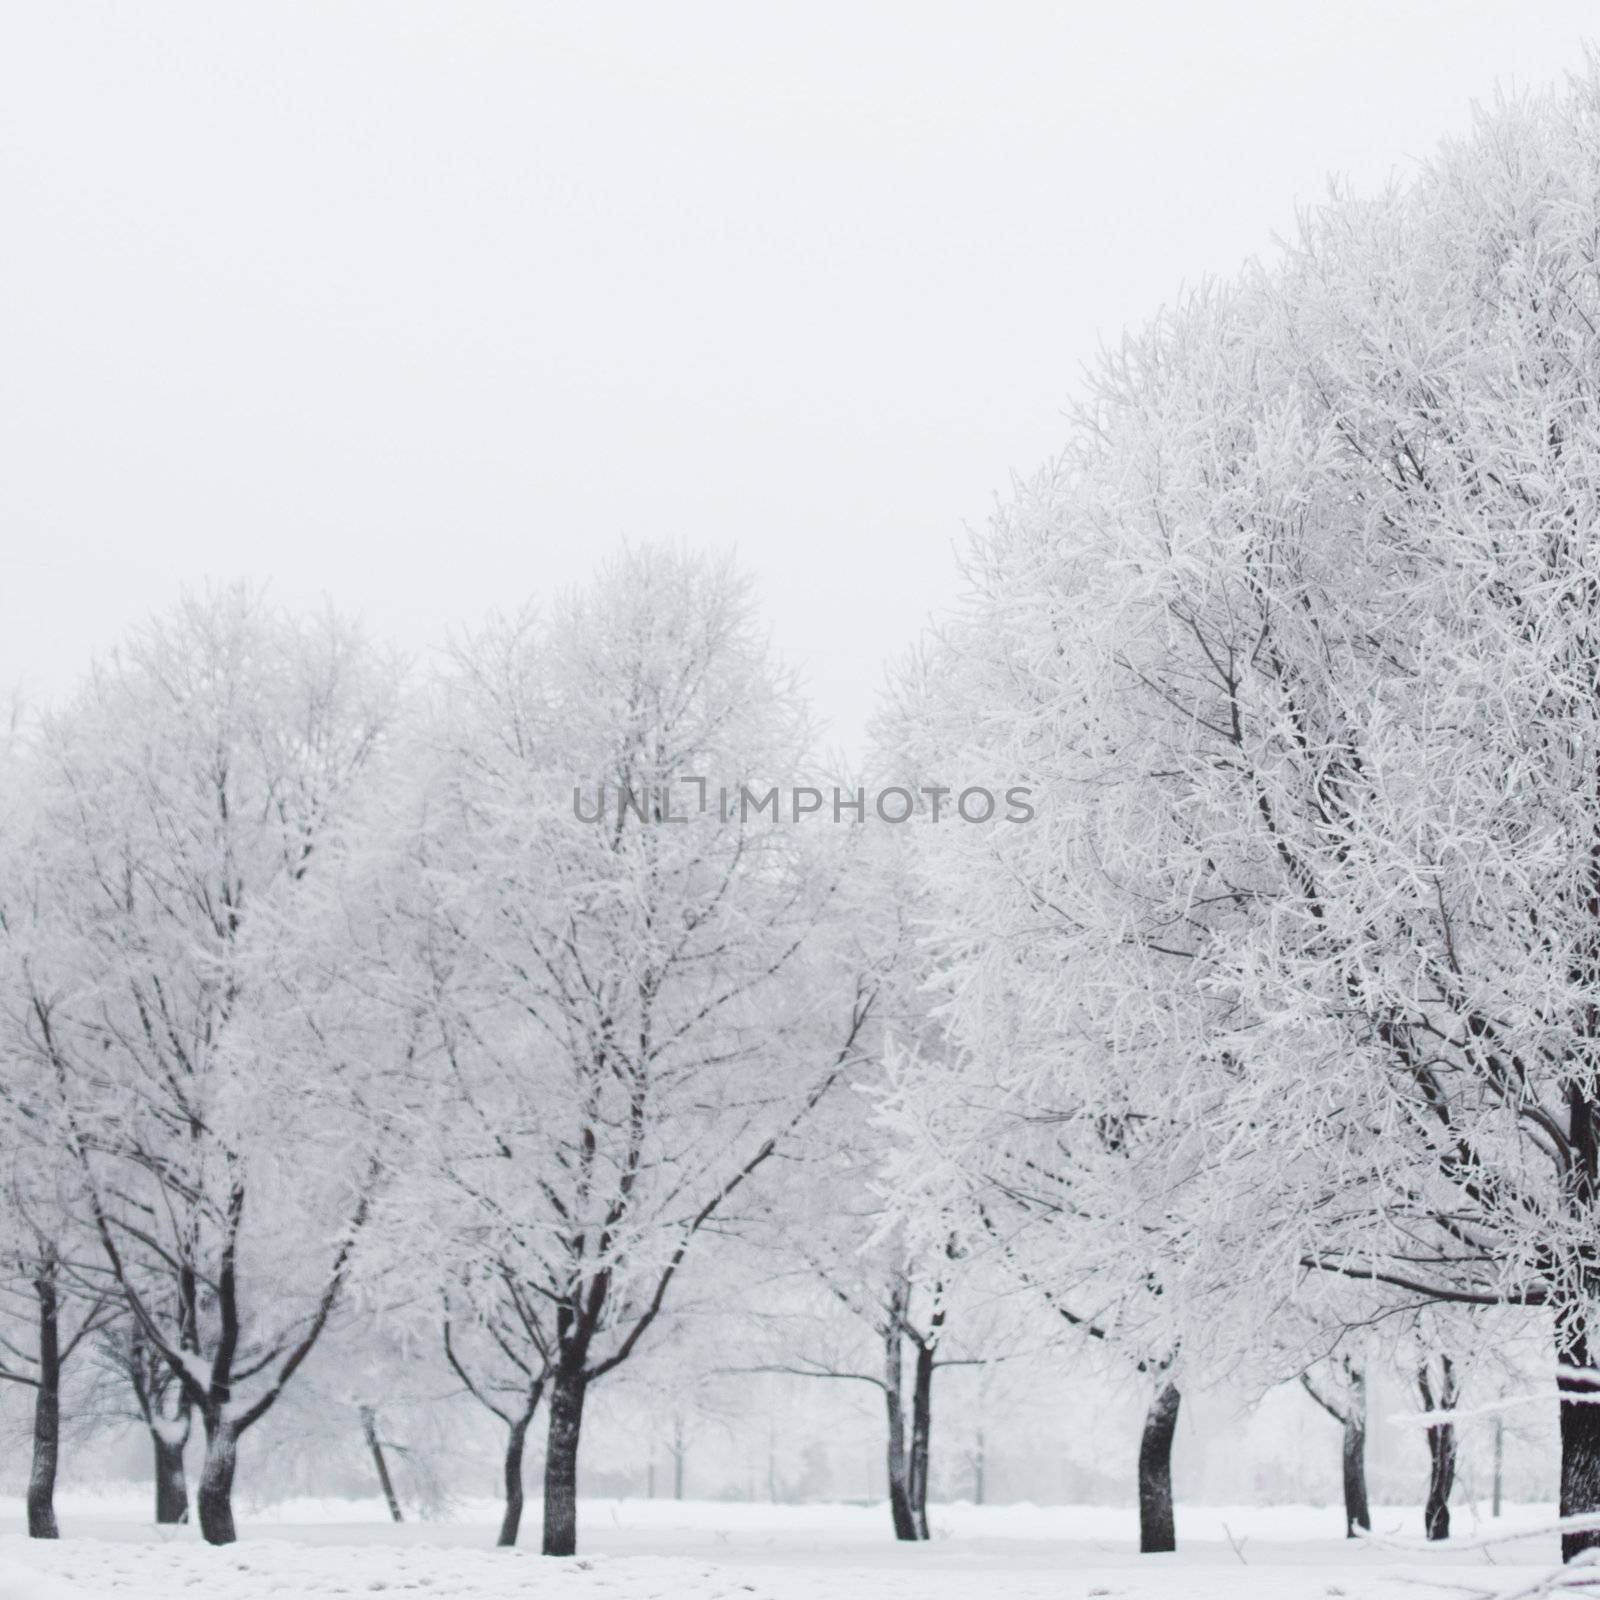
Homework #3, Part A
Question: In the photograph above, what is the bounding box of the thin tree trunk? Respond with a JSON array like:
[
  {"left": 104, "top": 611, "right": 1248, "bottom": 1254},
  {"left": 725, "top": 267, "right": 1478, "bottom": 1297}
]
[
  {"left": 907, "top": 1341, "right": 934, "bottom": 1539},
  {"left": 26, "top": 1271, "right": 61, "bottom": 1540},
  {"left": 672, "top": 1413, "right": 686, "bottom": 1501},
  {"left": 1137, "top": 1382, "right": 1180, "bottom": 1554},
  {"left": 884, "top": 1396, "right": 917, "bottom": 1537},
  {"left": 972, "top": 1422, "right": 985, "bottom": 1506},
  {"left": 1424, "top": 1426, "right": 1456, "bottom": 1539},
  {"left": 1419, "top": 1355, "right": 1457, "bottom": 1542},
  {"left": 1337, "top": 1363, "right": 1370, "bottom": 1538},
  {"left": 541, "top": 1368, "right": 587, "bottom": 1557},
  {"left": 1301, "top": 1366, "right": 1368, "bottom": 1539},
  {"left": 127, "top": 1317, "right": 191, "bottom": 1525},
  {"left": 1492, "top": 1414, "right": 1503, "bottom": 1518},
  {"left": 498, "top": 1408, "right": 534, "bottom": 1547},
  {"left": 882, "top": 1319, "right": 918, "bottom": 1541},
  {"left": 360, "top": 1405, "right": 403, "bottom": 1523},
  {"left": 1341, "top": 1408, "right": 1370, "bottom": 1537},
  {"left": 152, "top": 1421, "right": 191, "bottom": 1524},
  {"left": 197, "top": 1414, "right": 240, "bottom": 1546}
]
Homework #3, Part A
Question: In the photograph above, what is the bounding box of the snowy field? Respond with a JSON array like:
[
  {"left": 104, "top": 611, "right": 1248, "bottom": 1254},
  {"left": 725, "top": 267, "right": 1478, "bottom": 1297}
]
[{"left": 0, "top": 1496, "right": 1569, "bottom": 1600}]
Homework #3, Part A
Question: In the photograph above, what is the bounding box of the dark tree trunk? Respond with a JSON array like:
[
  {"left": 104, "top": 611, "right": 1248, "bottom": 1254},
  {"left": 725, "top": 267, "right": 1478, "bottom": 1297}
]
[
  {"left": 1137, "top": 1382, "right": 1180, "bottom": 1554},
  {"left": 26, "top": 1272, "right": 61, "bottom": 1540},
  {"left": 1338, "top": 1363, "right": 1370, "bottom": 1538},
  {"left": 542, "top": 1368, "right": 587, "bottom": 1557},
  {"left": 125, "top": 1317, "right": 192, "bottom": 1524},
  {"left": 1418, "top": 1355, "right": 1457, "bottom": 1542},
  {"left": 153, "top": 1424, "right": 191, "bottom": 1524},
  {"left": 883, "top": 1391, "right": 917, "bottom": 1538},
  {"left": 1341, "top": 1407, "right": 1370, "bottom": 1538},
  {"left": 360, "top": 1405, "right": 403, "bottom": 1522},
  {"left": 1424, "top": 1423, "right": 1456, "bottom": 1539},
  {"left": 907, "top": 1341, "right": 934, "bottom": 1539},
  {"left": 197, "top": 1414, "right": 240, "bottom": 1546},
  {"left": 498, "top": 1401, "right": 538, "bottom": 1548},
  {"left": 1492, "top": 1415, "right": 1503, "bottom": 1518},
  {"left": 1559, "top": 1305, "right": 1600, "bottom": 1562},
  {"left": 882, "top": 1318, "right": 918, "bottom": 1542},
  {"left": 1301, "top": 1363, "right": 1369, "bottom": 1538}
]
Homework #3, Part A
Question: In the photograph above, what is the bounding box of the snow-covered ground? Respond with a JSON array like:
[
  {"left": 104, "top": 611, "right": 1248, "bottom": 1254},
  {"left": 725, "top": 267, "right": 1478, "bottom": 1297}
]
[{"left": 0, "top": 1495, "right": 1566, "bottom": 1599}]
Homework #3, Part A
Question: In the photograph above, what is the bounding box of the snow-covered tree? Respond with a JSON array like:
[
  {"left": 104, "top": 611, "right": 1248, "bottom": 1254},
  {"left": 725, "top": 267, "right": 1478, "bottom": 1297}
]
[
  {"left": 886, "top": 1038, "right": 1196, "bottom": 1551},
  {"left": 0, "top": 1192, "right": 112, "bottom": 1538},
  {"left": 396, "top": 547, "right": 876, "bottom": 1555},
  {"left": 3, "top": 588, "right": 405, "bottom": 1543},
  {"left": 882, "top": 68, "right": 1600, "bottom": 1565},
  {"left": 440, "top": 1253, "right": 550, "bottom": 1545},
  {"left": 0, "top": 704, "right": 116, "bottom": 1538},
  {"left": 747, "top": 1132, "right": 975, "bottom": 1542},
  {"left": 745, "top": 824, "right": 1000, "bottom": 1544},
  {"left": 870, "top": 641, "right": 1216, "bottom": 1554}
]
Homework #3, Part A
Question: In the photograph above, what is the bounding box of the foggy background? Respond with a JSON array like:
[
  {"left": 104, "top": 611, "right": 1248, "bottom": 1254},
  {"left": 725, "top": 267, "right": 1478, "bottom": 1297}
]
[{"left": 5, "top": 1, "right": 1600, "bottom": 748}]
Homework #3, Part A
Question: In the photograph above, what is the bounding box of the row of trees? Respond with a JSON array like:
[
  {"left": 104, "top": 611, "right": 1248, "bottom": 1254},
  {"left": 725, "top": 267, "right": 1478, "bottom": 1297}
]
[
  {"left": 874, "top": 67, "right": 1600, "bottom": 1569},
  {"left": 0, "top": 555, "right": 879, "bottom": 1553},
  {"left": 8, "top": 67, "right": 1600, "bottom": 1570},
  {"left": 0, "top": 558, "right": 1490, "bottom": 1560}
]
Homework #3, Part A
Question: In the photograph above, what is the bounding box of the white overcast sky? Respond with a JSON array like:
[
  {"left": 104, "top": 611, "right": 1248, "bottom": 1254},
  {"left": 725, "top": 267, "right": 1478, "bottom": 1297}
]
[{"left": 2, "top": 3, "right": 1596, "bottom": 749}]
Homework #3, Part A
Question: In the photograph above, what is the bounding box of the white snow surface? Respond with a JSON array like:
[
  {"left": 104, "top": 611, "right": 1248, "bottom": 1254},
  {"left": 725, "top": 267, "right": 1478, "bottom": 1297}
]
[{"left": 0, "top": 1495, "right": 1566, "bottom": 1599}]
